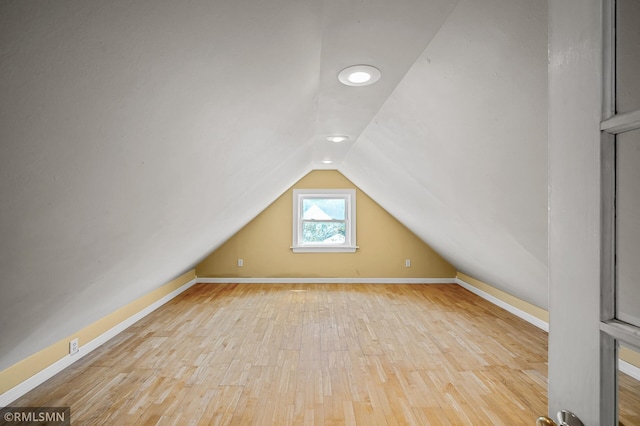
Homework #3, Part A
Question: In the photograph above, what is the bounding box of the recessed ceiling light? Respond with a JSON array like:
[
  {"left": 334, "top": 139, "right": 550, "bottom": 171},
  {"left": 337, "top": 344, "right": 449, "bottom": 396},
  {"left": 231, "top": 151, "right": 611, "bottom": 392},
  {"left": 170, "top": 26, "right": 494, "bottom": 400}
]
[
  {"left": 338, "top": 65, "right": 381, "bottom": 87},
  {"left": 326, "top": 135, "right": 349, "bottom": 143},
  {"left": 321, "top": 160, "right": 333, "bottom": 164},
  {"left": 348, "top": 72, "right": 371, "bottom": 84}
]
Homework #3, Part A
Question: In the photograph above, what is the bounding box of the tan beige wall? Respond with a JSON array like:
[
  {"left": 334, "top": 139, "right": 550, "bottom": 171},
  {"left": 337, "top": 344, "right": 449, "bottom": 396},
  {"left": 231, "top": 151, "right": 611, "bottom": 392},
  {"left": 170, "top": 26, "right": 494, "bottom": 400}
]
[
  {"left": 620, "top": 346, "right": 640, "bottom": 371},
  {"left": 196, "top": 170, "right": 456, "bottom": 278},
  {"left": 457, "top": 272, "right": 549, "bottom": 323},
  {"left": 0, "top": 269, "right": 196, "bottom": 395}
]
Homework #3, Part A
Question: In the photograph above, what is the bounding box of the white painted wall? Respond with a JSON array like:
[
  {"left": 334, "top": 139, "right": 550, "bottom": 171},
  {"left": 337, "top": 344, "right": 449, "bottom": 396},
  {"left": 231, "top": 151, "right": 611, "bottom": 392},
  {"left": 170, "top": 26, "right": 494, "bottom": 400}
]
[
  {"left": 0, "top": 0, "right": 322, "bottom": 370},
  {"left": 341, "top": 0, "right": 549, "bottom": 308}
]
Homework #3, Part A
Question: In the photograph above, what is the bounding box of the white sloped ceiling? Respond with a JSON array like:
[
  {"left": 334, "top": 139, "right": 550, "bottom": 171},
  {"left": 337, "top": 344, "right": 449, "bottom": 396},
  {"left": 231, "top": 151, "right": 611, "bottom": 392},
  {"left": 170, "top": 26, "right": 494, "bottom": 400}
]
[
  {"left": 0, "top": 0, "right": 324, "bottom": 370},
  {"left": 0, "top": 0, "right": 547, "bottom": 372},
  {"left": 342, "top": 0, "right": 548, "bottom": 307}
]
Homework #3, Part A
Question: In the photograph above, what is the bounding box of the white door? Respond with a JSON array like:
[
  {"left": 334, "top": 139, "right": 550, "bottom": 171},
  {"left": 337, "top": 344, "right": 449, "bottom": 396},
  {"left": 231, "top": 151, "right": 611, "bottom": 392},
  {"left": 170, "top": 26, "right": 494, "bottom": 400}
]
[{"left": 548, "top": 1, "right": 640, "bottom": 425}]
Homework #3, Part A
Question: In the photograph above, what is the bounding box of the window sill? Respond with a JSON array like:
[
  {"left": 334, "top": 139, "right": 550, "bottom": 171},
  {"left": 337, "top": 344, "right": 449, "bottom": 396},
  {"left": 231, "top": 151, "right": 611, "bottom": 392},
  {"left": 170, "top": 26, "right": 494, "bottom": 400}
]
[{"left": 291, "top": 246, "right": 358, "bottom": 253}]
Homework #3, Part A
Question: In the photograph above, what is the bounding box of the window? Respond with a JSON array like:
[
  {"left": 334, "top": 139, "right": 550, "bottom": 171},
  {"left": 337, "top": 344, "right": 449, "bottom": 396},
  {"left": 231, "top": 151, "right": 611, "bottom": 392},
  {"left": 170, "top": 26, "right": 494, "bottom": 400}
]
[
  {"left": 599, "top": 0, "right": 640, "bottom": 422},
  {"left": 292, "top": 189, "right": 357, "bottom": 252}
]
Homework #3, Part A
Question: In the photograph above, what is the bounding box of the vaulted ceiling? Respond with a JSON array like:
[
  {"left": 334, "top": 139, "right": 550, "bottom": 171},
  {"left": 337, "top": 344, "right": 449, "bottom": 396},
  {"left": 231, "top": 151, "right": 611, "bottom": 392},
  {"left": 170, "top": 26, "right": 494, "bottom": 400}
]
[{"left": 0, "top": 0, "right": 547, "bottom": 370}]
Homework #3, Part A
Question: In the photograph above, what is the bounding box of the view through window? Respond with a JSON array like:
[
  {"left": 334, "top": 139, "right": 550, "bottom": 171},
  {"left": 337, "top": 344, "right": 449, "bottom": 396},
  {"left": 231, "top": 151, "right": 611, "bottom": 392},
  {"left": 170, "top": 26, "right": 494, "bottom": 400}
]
[
  {"left": 292, "top": 189, "right": 356, "bottom": 252},
  {"left": 301, "top": 198, "right": 346, "bottom": 244}
]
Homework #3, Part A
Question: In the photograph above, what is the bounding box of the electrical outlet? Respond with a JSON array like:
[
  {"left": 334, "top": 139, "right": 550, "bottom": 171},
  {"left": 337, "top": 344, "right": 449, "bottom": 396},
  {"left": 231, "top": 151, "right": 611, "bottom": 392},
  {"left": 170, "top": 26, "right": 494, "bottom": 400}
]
[
  {"left": 69, "top": 338, "right": 79, "bottom": 355},
  {"left": 237, "top": 259, "right": 243, "bottom": 267},
  {"left": 405, "top": 259, "right": 411, "bottom": 267}
]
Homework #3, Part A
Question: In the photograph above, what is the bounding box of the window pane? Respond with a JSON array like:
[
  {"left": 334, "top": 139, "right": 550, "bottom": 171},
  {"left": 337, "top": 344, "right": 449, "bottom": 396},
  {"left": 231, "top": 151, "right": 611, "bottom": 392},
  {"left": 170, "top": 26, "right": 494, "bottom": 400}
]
[
  {"left": 616, "top": 128, "right": 640, "bottom": 327},
  {"left": 302, "top": 221, "right": 346, "bottom": 244},
  {"left": 616, "top": 0, "right": 640, "bottom": 113},
  {"left": 618, "top": 346, "right": 640, "bottom": 425},
  {"left": 302, "top": 198, "right": 345, "bottom": 220}
]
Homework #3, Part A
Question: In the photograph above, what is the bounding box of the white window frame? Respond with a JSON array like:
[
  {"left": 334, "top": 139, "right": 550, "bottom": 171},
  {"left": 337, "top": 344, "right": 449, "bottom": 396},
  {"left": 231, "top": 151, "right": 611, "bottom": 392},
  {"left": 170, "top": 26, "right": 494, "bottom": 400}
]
[{"left": 292, "top": 189, "right": 357, "bottom": 253}]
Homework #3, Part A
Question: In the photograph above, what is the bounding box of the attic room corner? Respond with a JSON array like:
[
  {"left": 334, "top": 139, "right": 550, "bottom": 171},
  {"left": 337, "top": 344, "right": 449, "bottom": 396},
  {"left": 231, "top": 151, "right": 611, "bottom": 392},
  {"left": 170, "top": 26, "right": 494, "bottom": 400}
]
[
  {"left": 195, "top": 170, "right": 456, "bottom": 280},
  {"left": 0, "top": 270, "right": 197, "bottom": 405}
]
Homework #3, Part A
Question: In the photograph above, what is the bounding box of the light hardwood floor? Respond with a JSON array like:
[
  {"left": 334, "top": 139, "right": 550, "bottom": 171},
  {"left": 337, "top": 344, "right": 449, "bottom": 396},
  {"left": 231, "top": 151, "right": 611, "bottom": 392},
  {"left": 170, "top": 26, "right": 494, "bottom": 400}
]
[{"left": 11, "top": 284, "right": 639, "bottom": 425}]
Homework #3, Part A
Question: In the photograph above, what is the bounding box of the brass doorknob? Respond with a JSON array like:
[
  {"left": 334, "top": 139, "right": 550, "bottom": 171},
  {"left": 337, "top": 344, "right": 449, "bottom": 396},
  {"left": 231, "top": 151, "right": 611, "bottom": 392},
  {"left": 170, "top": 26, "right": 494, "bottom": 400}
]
[
  {"left": 536, "top": 416, "right": 557, "bottom": 426},
  {"left": 536, "top": 410, "right": 583, "bottom": 426}
]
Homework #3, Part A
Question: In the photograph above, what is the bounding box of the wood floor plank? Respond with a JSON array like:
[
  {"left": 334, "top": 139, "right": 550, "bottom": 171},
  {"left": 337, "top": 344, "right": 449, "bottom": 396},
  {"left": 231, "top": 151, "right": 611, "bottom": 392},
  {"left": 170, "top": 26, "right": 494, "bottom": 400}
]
[
  {"left": 11, "top": 283, "right": 636, "bottom": 424},
  {"left": 619, "top": 371, "right": 640, "bottom": 426}
]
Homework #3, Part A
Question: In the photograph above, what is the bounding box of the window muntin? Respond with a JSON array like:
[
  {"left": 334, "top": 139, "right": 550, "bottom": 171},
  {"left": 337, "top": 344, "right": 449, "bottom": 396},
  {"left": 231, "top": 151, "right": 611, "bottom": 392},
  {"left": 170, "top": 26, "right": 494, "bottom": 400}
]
[{"left": 292, "top": 189, "right": 356, "bottom": 252}]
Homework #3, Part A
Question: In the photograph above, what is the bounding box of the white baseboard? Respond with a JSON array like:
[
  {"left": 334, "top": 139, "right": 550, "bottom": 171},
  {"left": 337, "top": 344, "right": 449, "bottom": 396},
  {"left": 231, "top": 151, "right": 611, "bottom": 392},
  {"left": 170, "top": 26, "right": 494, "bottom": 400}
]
[
  {"left": 456, "top": 278, "right": 640, "bottom": 380},
  {"left": 0, "top": 278, "right": 197, "bottom": 407},
  {"left": 456, "top": 278, "right": 550, "bottom": 332},
  {"left": 620, "top": 359, "right": 640, "bottom": 381},
  {"left": 455, "top": 278, "right": 640, "bottom": 381},
  {"left": 4, "top": 275, "right": 638, "bottom": 406},
  {"left": 197, "top": 277, "right": 457, "bottom": 284}
]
